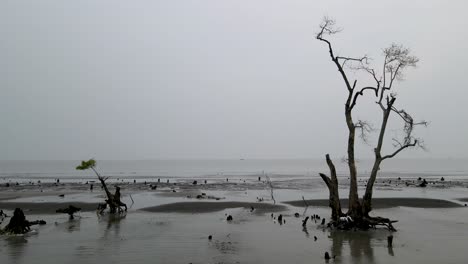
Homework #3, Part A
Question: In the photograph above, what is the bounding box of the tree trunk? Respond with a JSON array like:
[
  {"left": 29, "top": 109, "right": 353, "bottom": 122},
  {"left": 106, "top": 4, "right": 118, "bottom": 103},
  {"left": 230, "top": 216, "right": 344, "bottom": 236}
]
[
  {"left": 92, "top": 167, "right": 118, "bottom": 213},
  {"left": 319, "top": 154, "right": 342, "bottom": 221},
  {"left": 362, "top": 98, "right": 394, "bottom": 216},
  {"left": 345, "top": 109, "right": 361, "bottom": 218},
  {"left": 362, "top": 160, "right": 381, "bottom": 216},
  {"left": 98, "top": 177, "right": 117, "bottom": 213}
]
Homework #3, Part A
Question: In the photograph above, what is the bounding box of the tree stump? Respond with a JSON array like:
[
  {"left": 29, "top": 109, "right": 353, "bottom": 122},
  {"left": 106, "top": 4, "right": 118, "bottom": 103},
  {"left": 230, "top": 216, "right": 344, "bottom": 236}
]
[{"left": 4, "top": 208, "right": 31, "bottom": 234}]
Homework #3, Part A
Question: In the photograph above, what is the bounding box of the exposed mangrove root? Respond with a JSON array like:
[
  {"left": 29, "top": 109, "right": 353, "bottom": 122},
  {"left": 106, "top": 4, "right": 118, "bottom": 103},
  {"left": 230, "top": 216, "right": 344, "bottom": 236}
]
[{"left": 326, "top": 215, "right": 397, "bottom": 232}]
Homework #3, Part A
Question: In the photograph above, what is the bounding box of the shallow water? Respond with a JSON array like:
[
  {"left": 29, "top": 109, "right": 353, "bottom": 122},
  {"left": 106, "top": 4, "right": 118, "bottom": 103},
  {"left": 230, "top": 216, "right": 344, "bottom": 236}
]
[{"left": 1, "top": 204, "right": 468, "bottom": 264}]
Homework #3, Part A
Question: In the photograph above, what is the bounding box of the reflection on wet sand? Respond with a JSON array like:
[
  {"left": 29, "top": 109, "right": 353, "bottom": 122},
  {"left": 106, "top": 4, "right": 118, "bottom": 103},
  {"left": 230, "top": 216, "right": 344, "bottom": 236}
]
[
  {"left": 101, "top": 213, "right": 127, "bottom": 238},
  {"left": 329, "top": 230, "right": 394, "bottom": 264},
  {"left": 5, "top": 236, "right": 28, "bottom": 264},
  {"left": 66, "top": 219, "right": 81, "bottom": 233},
  {"left": 72, "top": 213, "right": 128, "bottom": 260},
  {"left": 302, "top": 226, "right": 310, "bottom": 238}
]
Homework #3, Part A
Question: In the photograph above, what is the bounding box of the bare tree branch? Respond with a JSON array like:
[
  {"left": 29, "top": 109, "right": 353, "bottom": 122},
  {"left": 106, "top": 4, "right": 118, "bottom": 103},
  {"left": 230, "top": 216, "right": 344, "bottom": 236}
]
[
  {"left": 350, "top": 86, "right": 379, "bottom": 109},
  {"left": 355, "top": 120, "right": 374, "bottom": 144},
  {"left": 337, "top": 55, "right": 369, "bottom": 69},
  {"left": 391, "top": 138, "right": 403, "bottom": 148},
  {"left": 382, "top": 140, "right": 418, "bottom": 160},
  {"left": 316, "top": 17, "right": 354, "bottom": 92},
  {"left": 391, "top": 106, "right": 428, "bottom": 145},
  {"left": 383, "top": 44, "right": 419, "bottom": 89}
]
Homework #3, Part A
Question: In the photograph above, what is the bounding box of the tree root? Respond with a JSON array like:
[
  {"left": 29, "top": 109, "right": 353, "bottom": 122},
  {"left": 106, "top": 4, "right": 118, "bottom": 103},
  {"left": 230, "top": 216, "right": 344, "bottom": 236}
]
[
  {"left": 327, "top": 215, "right": 398, "bottom": 232},
  {"left": 364, "top": 216, "right": 398, "bottom": 232}
]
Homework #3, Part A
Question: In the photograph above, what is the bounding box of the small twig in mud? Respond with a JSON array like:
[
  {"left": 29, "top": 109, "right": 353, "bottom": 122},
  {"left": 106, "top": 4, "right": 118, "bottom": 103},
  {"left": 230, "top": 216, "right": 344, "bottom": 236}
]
[
  {"left": 129, "top": 194, "right": 135, "bottom": 205},
  {"left": 302, "top": 196, "right": 309, "bottom": 216},
  {"left": 265, "top": 175, "right": 276, "bottom": 205}
]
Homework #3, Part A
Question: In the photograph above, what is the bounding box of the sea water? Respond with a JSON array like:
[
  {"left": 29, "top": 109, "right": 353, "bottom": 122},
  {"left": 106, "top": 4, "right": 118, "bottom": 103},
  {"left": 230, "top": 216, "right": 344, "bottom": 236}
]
[{"left": 1, "top": 159, "right": 468, "bottom": 183}]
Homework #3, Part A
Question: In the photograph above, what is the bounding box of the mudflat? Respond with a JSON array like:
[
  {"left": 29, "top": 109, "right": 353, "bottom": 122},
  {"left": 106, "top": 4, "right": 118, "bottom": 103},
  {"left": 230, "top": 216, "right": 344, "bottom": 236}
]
[{"left": 1, "top": 179, "right": 468, "bottom": 264}]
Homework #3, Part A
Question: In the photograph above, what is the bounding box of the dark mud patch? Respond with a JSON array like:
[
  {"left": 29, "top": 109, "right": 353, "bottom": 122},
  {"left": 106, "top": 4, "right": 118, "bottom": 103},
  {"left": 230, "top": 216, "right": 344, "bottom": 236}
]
[
  {"left": 284, "top": 197, "right": 462, "bottom": 209},
  {"left": 140, "top": 201, "right": 286, "bottom": 214},
  {"left": 0, "top": 202, "right": 100, "bottom": 214}
]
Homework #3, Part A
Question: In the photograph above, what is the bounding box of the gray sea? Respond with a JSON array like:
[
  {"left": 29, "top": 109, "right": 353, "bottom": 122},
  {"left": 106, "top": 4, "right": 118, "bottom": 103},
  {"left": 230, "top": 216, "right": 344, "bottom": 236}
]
[
  {"left": 0, "top": 159, "right": 468, "bottom": 179},
  {"left": 1, "top": 158, "right": 468, "bottom": 183}
]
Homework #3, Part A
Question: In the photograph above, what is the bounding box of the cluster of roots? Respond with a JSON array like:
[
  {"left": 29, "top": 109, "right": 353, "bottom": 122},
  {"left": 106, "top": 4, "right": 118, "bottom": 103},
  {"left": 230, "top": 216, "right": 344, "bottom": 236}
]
[{"left": 328, "top": 215, "right": 397, "bottom": 232}]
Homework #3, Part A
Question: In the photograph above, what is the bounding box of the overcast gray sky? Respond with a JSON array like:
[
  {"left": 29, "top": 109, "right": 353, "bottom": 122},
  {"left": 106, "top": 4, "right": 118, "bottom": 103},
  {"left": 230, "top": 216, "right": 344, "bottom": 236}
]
[{"left": 1, "top": 0, "right": 467, "bottom": 160}]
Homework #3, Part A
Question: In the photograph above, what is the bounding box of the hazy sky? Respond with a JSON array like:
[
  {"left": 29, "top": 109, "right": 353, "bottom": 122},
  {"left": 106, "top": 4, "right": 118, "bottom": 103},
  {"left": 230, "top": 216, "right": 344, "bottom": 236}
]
[{"left": 2, "top": 1, "right": 468, "bottom": 160}]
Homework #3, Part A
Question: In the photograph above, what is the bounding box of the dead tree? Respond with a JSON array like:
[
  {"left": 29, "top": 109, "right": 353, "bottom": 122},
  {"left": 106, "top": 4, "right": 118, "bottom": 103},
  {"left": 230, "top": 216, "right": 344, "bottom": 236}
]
[
  {"left": 316, "top": 17, "right": 426, "bottom": 230},
  {"left": 76, "top": 159, "right": 126, "bottom": 214}
]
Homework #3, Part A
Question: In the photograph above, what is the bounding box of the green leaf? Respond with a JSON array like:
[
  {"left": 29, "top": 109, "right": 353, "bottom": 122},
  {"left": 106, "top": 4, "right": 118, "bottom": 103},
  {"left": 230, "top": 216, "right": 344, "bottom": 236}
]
[{"left": 76, "top": 159, "right": 96, "bottom": 170}]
